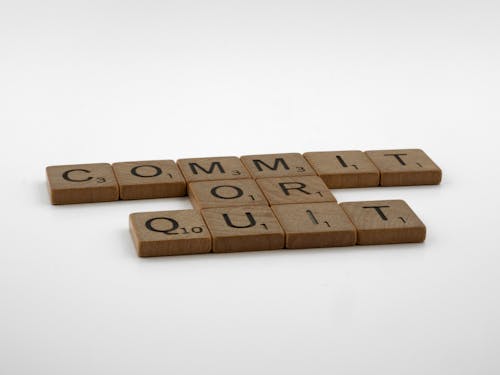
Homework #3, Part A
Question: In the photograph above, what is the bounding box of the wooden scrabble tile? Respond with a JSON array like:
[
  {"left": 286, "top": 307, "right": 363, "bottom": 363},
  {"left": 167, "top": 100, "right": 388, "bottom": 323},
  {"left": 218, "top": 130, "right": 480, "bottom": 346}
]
[
  {"left": 188, "top": 179, "right": 268, "bottom": 209},
  {"left": 365, "top": 149, "right": 442, "bottom": 186},
  {"left": 241, "top": 153, "right": 316, "bottom": 179},
  {"left": 272, "top": 203, "right": 356, "bottom": 249},
  {"left": 303, "top": 150, "right": 379, "bottom": 188},
  {"left": 112, "top": 160, "right": 186, "bottom": 200},
  {"left": 340, "top": 200, "right": 426, "bottom": 245},
  {"left": 177, "top": 156, "right": 250, "bottom": 183},
  {"left": 46, "top": 163, "right": 119, "bottom": 205},
  {"left": 256, "top": 176, "right": 336, "bottom": 205},
  {"left": 201, "top": 206, "right": 284, "bottom": 253},
  {"left": 129, "top": 209, "right": 212, "bottom": 257}
]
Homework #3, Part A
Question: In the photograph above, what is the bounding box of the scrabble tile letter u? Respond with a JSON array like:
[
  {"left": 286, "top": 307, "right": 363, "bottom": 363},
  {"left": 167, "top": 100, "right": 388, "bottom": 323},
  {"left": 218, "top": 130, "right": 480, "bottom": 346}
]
[{"left": 202, "top": 206, "right": 284, "bottom": 253}]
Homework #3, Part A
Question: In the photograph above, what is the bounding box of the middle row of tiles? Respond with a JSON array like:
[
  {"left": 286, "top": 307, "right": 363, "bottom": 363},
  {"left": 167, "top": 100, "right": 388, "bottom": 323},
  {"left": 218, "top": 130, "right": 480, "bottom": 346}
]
[{"left": 188, "top": 176, "right": 335, "bottom": 209}]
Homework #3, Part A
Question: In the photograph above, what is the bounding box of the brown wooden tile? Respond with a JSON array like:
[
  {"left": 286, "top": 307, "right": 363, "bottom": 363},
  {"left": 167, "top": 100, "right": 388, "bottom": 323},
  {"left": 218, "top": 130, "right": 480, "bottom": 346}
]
[
  {"left": 272, "top": 203, "right": 356, "bottom": 249},
  {"left": 201, "top": 206, "right": 284, "bottom": 253},
  {"left": 256, "top": 176, "right": 336, "bottom": 205},
  {"left": 340, "top": 200, "right": 426, "bottom": 245},
  {"left": 188, "top": 179, "right": 268, "bottom": 209},
  {"left": 46, "top": 163, "right": 119, "bottom": 205},
  {"left": 177, "top": 156, "right": 250, "bottom": 183},
  {"left": 241, "top": 153, "right": 316, "bottom": 179},
  {"left": 112, "top": 160, "right": 186, "bottom": 200},
  {"left": 365, "top": 149, "right": 442, "bottom": 186},
  {"left": 303, "top": 150, "right": 379, "bottom": 188},
  {"left": 129, "top": 209, "right": 212, "bottom": 257}
]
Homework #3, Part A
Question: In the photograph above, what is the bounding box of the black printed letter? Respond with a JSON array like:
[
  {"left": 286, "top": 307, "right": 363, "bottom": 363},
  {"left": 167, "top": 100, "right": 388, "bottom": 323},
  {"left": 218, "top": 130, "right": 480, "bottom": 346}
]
[
  {"left": 362, "top": 205, "right": 390, "bottom": 221},
  {"left": 62, "top": 169, "right": 92, "bottom": 182},
  {"left": 189, "top": 162, "right": 225, "bottom": 175},
  {"left": 384, "top": 153, "right": 408, "bottom": 166},
  {"left": 253, "top": 158, "right": 289, "bottom": 172},
  {"left": 145, "top": 217, "right": 180, "bottom": 234},
  {"left": 222, "top": 212, "right": 256, "bottom": 228},
  {"left": 278, "top": 182, "right": 310, "bottom": 196},
  {"left": 131, "top": 165, "right": 162, "bottom": 178},
  {"left": 211, "top": 185, "right": 244, "bottom": 200}
]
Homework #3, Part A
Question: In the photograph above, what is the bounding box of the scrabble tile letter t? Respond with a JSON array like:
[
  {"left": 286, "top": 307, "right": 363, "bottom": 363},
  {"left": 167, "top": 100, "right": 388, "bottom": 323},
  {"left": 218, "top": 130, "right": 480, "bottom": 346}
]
[{"left": 365, "top": 149, "right": 441, "bottom": 186}]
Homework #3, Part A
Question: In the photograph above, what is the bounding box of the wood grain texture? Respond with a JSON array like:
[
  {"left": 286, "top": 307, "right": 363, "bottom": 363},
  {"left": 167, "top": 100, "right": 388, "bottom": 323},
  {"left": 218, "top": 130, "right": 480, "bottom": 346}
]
[
  {"left": 365, "top": 149, "right": 442, "bottom": 186},
  {"left": 241, "top": 153, "right": 316, "bottom": 179},
  {"left": 256, "top": 176, "right": 336, "bottom": 205},
  {"left": 201, "top": 206, "right": 284, "bottom": 253},
  {"left": 112, "top": 160, "right": 186, "bottom": 200},
  {"left": 129, "top": 210, "right": 211, "bottom": 257},
  {"left": 303, "top": 150, "right": 379, "bottom": 188},
  {"left": 340, "top": 200, "right": 426, "bottom": 245},
  {"left": 272, "top": 202, "right": 356, "bottom": 249},
  {"left": 177, "top": 156, "right": 250, "bottom": 182},
  {"left": 46, "top": 163, "right": 119, "bottom": 205},
  {"left": 188, "top": 179, "right": 268, "bottom": 209}
]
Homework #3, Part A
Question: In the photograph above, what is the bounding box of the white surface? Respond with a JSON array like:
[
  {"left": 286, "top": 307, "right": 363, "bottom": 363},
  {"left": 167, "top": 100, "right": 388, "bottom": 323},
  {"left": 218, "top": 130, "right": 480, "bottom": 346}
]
[{"left": 1, "top": 1, "right": 500, "bottom": 374}]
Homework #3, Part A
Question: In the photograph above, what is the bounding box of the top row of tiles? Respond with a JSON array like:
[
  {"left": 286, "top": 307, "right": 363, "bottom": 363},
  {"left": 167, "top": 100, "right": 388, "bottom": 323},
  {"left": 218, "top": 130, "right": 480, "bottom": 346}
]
[{"left": 46, "top": 149, "right": 442, "bottom": 204}]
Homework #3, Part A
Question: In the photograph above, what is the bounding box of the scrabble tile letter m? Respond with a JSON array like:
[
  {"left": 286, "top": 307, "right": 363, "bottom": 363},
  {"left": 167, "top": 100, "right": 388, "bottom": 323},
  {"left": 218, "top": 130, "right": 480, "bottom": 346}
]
[{"left": 177, "top": 157, "right": 250, "bottom": 182}]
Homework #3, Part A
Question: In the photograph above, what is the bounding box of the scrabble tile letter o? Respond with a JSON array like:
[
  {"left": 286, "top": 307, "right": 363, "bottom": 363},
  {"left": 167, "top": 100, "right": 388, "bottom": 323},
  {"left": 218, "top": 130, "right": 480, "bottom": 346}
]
[
  {"left": 112, "top": 160, "right": 186, "bottom": 200},
  {"left": 188, "top": 179, "right": 268, "bottom": 209}
]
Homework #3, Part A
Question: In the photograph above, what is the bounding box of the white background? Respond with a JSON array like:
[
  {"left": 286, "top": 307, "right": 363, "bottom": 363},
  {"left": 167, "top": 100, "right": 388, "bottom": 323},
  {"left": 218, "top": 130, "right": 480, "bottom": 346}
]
[{"left": 1, "top": 1, "right": 499, "bottom": 374}]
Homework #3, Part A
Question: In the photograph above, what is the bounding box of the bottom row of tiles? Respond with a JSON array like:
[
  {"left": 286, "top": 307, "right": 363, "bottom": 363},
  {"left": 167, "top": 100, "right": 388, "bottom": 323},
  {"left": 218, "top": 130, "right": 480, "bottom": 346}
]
[
  {"left": 130, "top": 200, "right": 426, "bottom": 257},
  {"left": 129, "top": 200, "right": 426, "bottom": 257}
]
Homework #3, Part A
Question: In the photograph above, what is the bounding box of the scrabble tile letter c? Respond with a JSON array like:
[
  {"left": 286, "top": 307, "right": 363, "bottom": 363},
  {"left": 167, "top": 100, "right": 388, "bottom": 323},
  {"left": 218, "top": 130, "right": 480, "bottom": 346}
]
[{"left": 46, "top": 163, "right": 119, "bottom": 204}]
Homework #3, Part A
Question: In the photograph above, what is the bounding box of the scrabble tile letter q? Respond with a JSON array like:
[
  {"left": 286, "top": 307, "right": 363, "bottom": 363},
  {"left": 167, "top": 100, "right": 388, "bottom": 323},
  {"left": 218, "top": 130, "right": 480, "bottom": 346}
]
[{"left": 129, "top": 210, "right": 212, "bottom": 256}]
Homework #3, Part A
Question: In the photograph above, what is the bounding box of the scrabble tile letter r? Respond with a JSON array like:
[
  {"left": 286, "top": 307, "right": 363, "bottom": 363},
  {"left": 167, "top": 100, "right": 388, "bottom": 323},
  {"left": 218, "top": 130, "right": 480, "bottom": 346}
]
[{"left": 257, "top": 176, "right": 336, "bottom": 205}]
